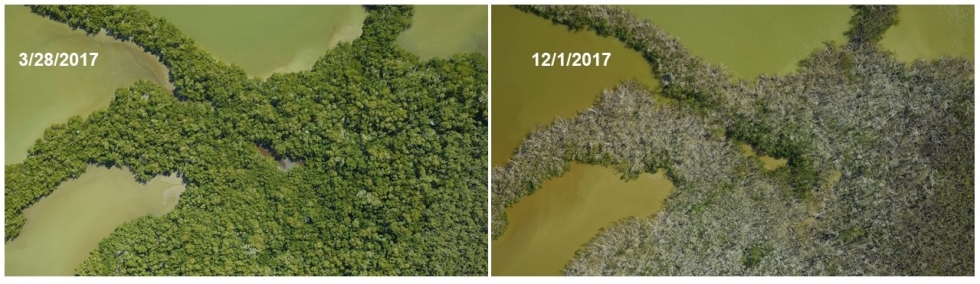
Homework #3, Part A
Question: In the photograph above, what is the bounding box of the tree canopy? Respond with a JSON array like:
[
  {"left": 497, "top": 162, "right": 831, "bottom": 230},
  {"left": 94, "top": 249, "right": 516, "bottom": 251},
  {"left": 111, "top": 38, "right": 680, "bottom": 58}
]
[
  {"left": 845, "top": 5, "right": 901, "bottom": 45},
  {"left": 7, "top": 5, "right": 487, "bottom": 275}
]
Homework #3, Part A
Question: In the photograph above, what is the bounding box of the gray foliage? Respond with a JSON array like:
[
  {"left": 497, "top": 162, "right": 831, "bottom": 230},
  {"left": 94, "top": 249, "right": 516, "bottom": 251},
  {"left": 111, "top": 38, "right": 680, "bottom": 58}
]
[{"left": 493, "top": 5, "right": 973, "bottom": 276}]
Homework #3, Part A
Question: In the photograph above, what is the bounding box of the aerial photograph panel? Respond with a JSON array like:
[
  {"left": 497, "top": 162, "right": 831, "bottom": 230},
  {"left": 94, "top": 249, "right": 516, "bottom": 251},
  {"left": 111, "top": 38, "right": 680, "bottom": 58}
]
[
  {"left": 491, "top": 5, "right": 973, "bottom": 276},
  {"left": 5, "top": 5, "right": 488, "bottom": 276}
]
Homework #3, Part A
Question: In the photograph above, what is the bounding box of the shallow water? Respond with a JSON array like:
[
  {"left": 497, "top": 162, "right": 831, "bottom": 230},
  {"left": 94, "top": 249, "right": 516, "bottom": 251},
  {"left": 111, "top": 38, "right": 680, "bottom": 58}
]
[
  {"left": 397, "top": 5, "right": 488, "bottom": 59},
  {"left": 625, "top": 5, "right": 851, "bottom": 79},
  {"left": 4, "top": 165, "right": 186, "bottom": 276},
  {"left": 491, "top": 6, "right": 661, "bottom": 167},
  {"left": 5, "top": 6, "right": 170, "bottom": 165},
  {"left": 140, "top": 5, "right": 366, "bottom": 77},
  {"left": 880, "top": 5, "right": 974, "bottom": 62},
  {"left": 737, "top": 143, "right": 788, "bottom": 170},
  {"left": 492, "top": 163, "right": 674, "bottom": 276}
]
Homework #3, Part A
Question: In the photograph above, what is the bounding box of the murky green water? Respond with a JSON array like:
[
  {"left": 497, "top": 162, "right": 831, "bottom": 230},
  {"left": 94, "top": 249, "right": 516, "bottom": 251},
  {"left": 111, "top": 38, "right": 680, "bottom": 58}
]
[
  {"left": 5, "top": 5, "right": 170, "bottom": 165},
  {"left": 5, "top": 165, "right": 186, "bottom": 276},
  {"left": 140, "top": 5, "right": 488, "bottom": 76},
  {"left": 492, "top": 164, "right": 674, "bottom": 276},
  {"left": 491, "top": 6, "right": 672, "bottom": 276},
  {"left": 625, "top": 5, "right": 851, "bottom": 79},
  {"left": 140, "top": 5, "right": 366, "bottom": 77},
  {"left": 880, "top": 5, "right": 974, "bottom": 62},
  {"left": 738, "top": 143, "right": 788, "bottom": 170},
  {"left": 491, "top": 6, "right": 661, "bottom": 167},
  {"left": 397, "top": 5, "right": 488, "bottom": 59}
]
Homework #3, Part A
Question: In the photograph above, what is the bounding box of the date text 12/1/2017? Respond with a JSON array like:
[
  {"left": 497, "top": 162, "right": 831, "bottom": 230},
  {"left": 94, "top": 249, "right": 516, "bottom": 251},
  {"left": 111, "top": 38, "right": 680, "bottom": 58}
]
[{"left": 532, "top": 52, "right": 610, "bottom": 67}]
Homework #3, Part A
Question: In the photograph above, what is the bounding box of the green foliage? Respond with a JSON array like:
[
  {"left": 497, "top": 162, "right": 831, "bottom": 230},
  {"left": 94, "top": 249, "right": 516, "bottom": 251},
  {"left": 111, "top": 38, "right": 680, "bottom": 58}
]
[
  {"left": 741, "top": 244, "right": 771, "bottom": 269},
  {"left": 838, "top": 226, "right": 867, "bottom": 245},
  {"left": 9, "top": 5, "right": 487, "bottom": 275},
  {"left": 845, "top": 5, "right": 900, "bottom": 45}
]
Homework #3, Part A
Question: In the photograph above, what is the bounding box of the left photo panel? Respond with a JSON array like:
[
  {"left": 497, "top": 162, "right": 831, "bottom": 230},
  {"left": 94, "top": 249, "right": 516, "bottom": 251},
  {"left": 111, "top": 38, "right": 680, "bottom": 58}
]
[{"left": 4, "top": 5, "right": 488, "bottom": 276}]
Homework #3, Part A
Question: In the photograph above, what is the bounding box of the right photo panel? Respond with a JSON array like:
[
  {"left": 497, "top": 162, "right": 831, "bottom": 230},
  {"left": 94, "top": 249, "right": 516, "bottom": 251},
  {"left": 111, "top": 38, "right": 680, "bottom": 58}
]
[{"left": 490, "top": 5, "right": 974, "bottom": 276}]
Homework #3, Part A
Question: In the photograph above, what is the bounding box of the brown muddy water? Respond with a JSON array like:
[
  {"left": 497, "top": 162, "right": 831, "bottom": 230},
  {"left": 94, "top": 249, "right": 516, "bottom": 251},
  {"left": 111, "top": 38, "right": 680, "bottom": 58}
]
[
  {"left": 491, "top": 6, "right": 661, "bottom": 168},
  {"left": 492, "top": 164, "right": 674, "bottom": 276}
]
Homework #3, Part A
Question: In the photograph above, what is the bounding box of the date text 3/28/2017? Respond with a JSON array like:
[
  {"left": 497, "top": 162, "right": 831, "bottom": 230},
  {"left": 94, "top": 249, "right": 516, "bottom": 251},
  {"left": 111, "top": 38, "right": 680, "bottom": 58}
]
[{"left": 19, "top": 52, "right": 99, "bottom": 67}]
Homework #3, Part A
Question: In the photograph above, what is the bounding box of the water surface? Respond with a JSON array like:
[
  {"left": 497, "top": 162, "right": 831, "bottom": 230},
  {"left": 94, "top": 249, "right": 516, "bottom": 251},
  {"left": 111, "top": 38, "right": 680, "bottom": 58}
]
[
  {"left": 880, "top": 5, "right": 974, "bottom": 62},
  {"left": 490, "top": 6, "right": 673, "bottom": 275},
  {"left": 5, "top": 165, "right": 186, "bottom": 276},
  {"left": 140, "top": 5, "right": 366, "bottom": 77},
  {"left": 737, "top": 143, "right": 788, "bottom": 170},
  {"left": 625, "top": 5, "right": 851, "bottom": 79},
  {"left": 492, "top": 163, "right": 674, "bottom": 276},
  {"left": 491, "top": 6, "right": 661, "bottom": 167},
  {"left": 5, "top": 5, "right": 170, "bottom": 164},
  {"left": 397, "top": 5, "right": 488, "bottom": 59}
]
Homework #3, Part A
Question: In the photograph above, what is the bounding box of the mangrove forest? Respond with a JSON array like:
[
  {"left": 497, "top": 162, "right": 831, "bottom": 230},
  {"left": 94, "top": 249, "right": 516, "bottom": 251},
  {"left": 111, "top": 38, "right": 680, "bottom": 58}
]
[{"left": 6, "top": 5, "right": 487, "bottom": 276}]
